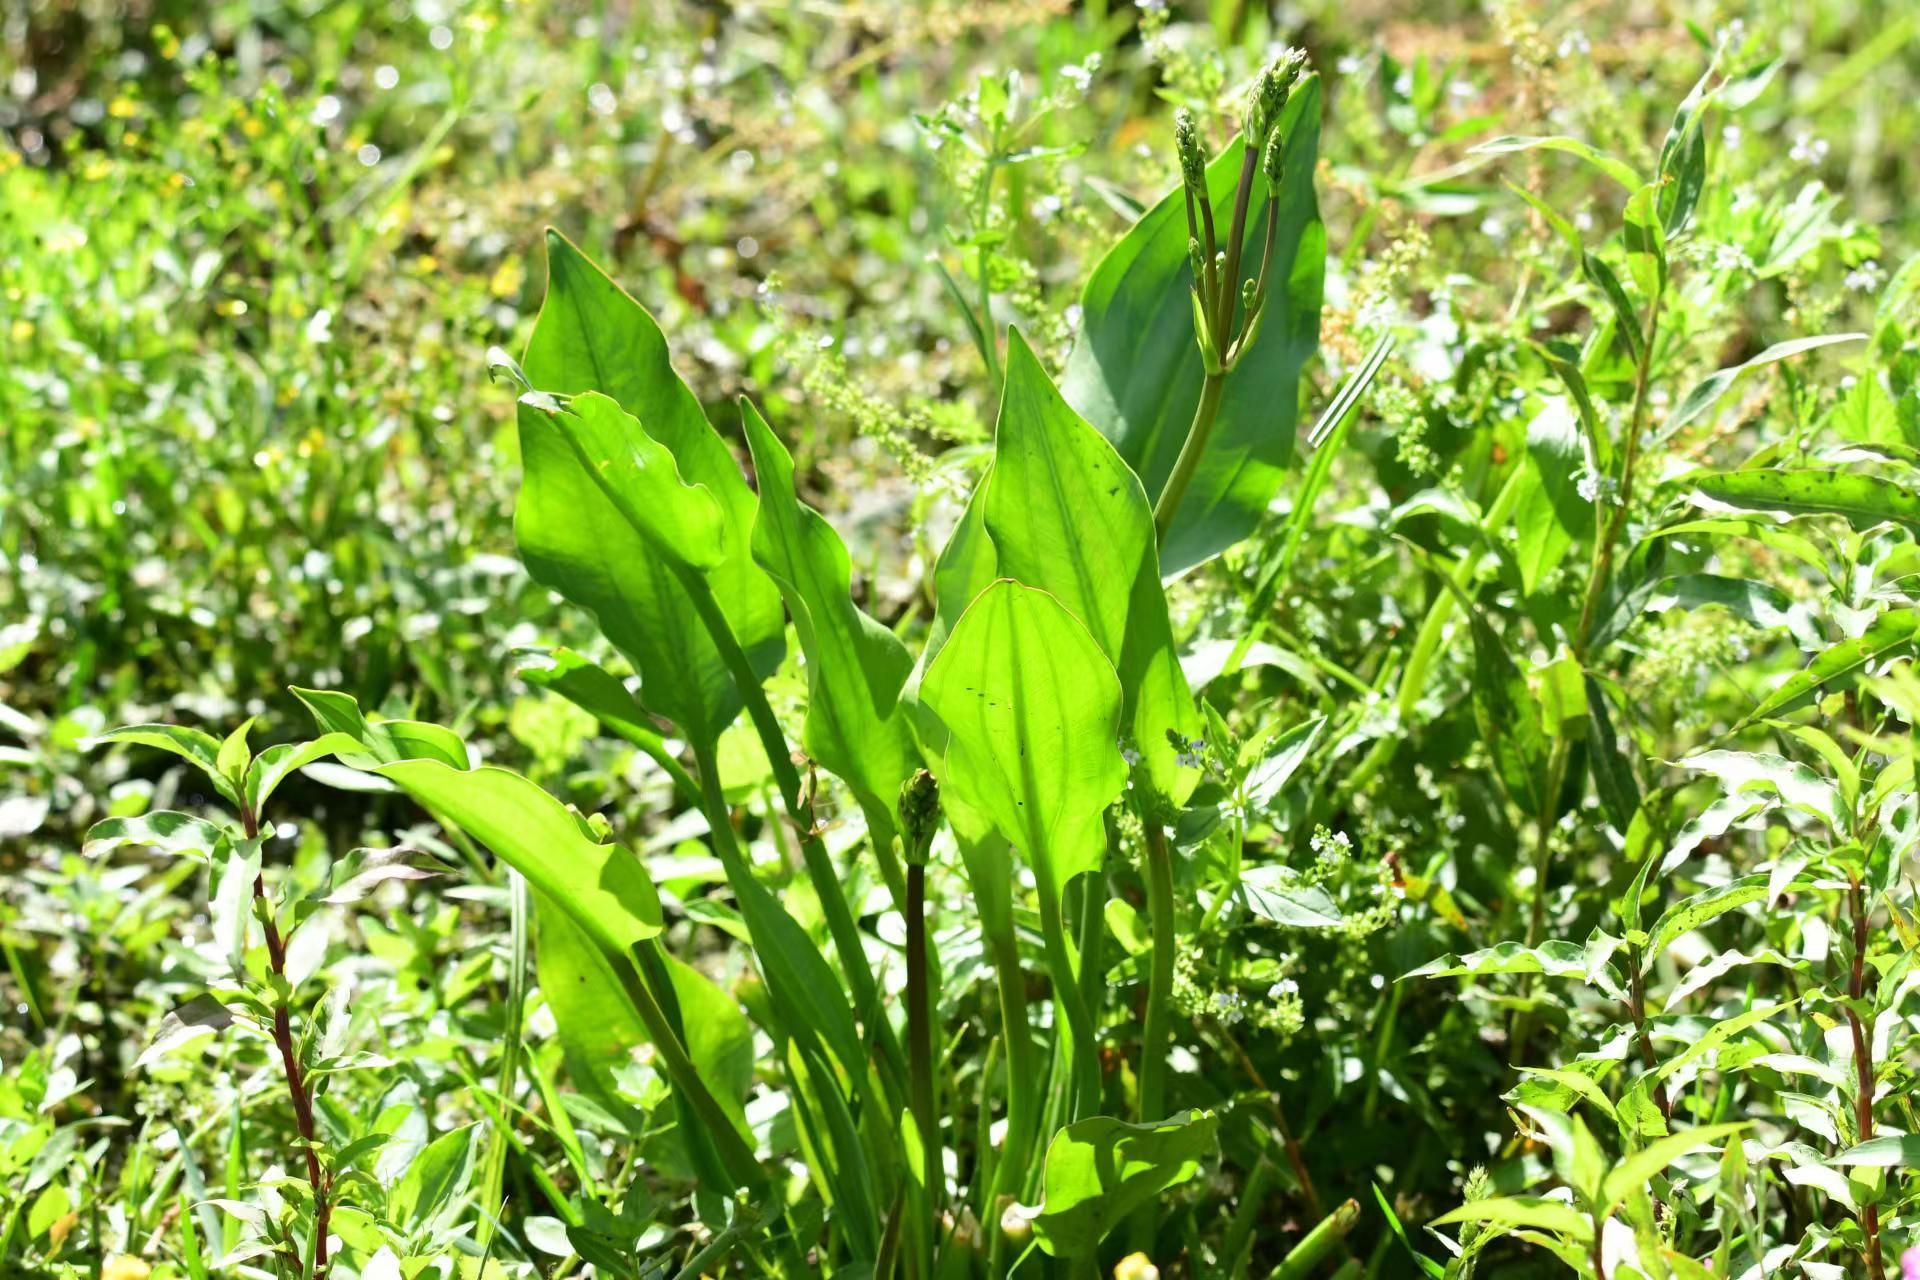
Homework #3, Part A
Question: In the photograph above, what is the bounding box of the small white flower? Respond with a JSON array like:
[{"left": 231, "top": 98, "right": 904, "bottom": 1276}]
[
  {"left": 1721, "top": 124, "right": 1742, "bottom": 147},
  {"left": 1269, "top": 979, "right": 1299, "bottom": 998},
  {"left": 1789, "top": 132, "right": 1829, "bottom": 165},
  {"left": 1556, "top": 30, "right": 1591, "bottom": 58},
  {"left": 1844, "top": 260, "right": 1885, "bottom": 293}
]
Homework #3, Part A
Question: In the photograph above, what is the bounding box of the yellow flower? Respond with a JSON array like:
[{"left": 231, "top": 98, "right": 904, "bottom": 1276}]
[
  {"left": 1114, "top": 1253, "right": 1160, "bottom": 1280},
  {"left": 102, "top": 1256, "right": 152, "bottom": 1280},
  {"left": 108, "top": 97, "right": 139, "bottom": 120}
]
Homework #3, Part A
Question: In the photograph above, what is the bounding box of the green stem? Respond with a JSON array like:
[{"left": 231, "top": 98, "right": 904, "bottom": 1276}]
[
  {"left": 1039, "top": 874, "right": 1101, "bottom": 1122},
  {"left": 1129, "top": 821, "right": 1179, "bottom": 1253},
  {"left": 675, "top": 565, "right": 908, "bottom": 1097},
  {"left": 989, "top": 926, "right": 1039, "bottom": 1210},
  {"left": 1154, "top": 371, "right": 1228, "bottom": 542},
  {"left": 906, "top": 860, "right": 939, "bottom": 1278},
  {"left": 609, "top": 944, "right": 762, "bottom": 1188},
  {"left": 670, "top": 1202, "right": 769, "bottom": 1280},
  {"left": 1138, "top": 823, "right": 1177, "bottom": 1124},
  {"left": 1266, "top": 1199, "right": 1361, "bottom": 1280}
]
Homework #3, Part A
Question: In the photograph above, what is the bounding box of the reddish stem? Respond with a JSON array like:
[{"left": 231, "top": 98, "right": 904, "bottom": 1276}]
[
  {"left": 1846, "top": 879, "right": 1883, "bottom": 1280},
  {"left": 245, "top": 805, "right": 331, "bottom": 1277}
]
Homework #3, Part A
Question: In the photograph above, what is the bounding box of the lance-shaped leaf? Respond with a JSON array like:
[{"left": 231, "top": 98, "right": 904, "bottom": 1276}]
[
  {"left": 919, "top": 580, "right": 1127, "bottom": 899},
  {"left": 517, "top": 231, "right": 783, "bottom": 745},
  {"left": 1513, "top": 399, "right": 1594, "bottom": 596},
  {"left": 1692, "top": 465, "right": 1920, "bottom": 533},
  {"left": 1404, "top": 939, "right": 1627, "bottom": 1002},
  {"left": 84, "top": 811, "right": 228, "bottom": 862},
  {"left": 1019, "top": 1109, "right": 1219, "bottom": 1258},
  {"left": 1468, "top": 613, "right": 1550, "bottom": 815},
  {"left": 1734, "top": 609, "right": 1920, "bottom": 730},
  {"left": 985, "top": 332, "right": 1202, "bottom": 807},
  {"left": 245, "top": 734, "right": 365, "bottom": 816},
  {"left": 1062, "top": 79, "right": 1326, "bottom": 574},
  {"left": 290, "top": 688, "right": 661, "bottom": 954},
  {"left": 1667, "top": 334, "right": 1866, "bottom": 436},
  {"left": 741, "top": 399, "right": 920, "bottom": 846},
  {"left": 84, "top": 724, "right": 239, "bottom": 808}
]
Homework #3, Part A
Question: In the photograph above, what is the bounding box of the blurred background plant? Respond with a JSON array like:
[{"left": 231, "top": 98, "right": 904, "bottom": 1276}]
[{"left": 2, "top": 0, "right": 1916, "bottom": 1276}]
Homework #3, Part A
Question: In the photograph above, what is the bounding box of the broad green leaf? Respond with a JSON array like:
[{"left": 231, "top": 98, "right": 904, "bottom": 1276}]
[
  {"left": 1514, "top": 400, "right": 1594, "bottom": 596},
  {"left": 1655, "top": 63, "right": 1713, "bottom": 233},
  {"left": 533, "top": 897, "right": 752, "bottom": 1153},
  {"left": 1061, "top": 80, "right": 1325, "bottom": 574},
  {"left": 530, "top": 391, "right": 728, "bottom": 570},
  {"left": 1639, "top": 574, "right": 1822, "bottom": 651},
  {"left": 1469, "top": 613, "right": 1550, "bottom": 815},
  {"left": 291, "top": 689, "right": 662, "bottom": 954},
  {"left": 517, "top": 231, "right": 782, "bottom": 745},
  {"left": 919, "top": 581, "right": 1127, "bottom": 898},
  {"left": 1513, "top": 1067, "right": 1620, "bottom": 1123},
  {"left": 134, "top": 994, "right": 234, "bottom": 1071},
  {"left": 1667, "top": 947, "right": 1801, "bottom": 1006},
  {"left": 1431, "top": 1195, "right": 1594, "bottom": 1240},
  {"left": 1626, "top": 1003, "right": 1787, "bottom": 1135},
  {"left": 741, "top": 400, "right": 921, "bottom": 846},
  {"left": 84, "top": 724, "right": 238, "bottom": 807},
  {"left": 1602, "top": 1123, "right": 1745, "bottom": 1210},
  {"left": 982, "top": 332, "right": 1202, "bottom": 807},
  {"left": 1734, "top": 609, "right": 1920, "bottom": 730},
  {"left": 510, "top": 647, "right": 695, "bottom": 800},
  {"left": 1691, "top": 465, "right": 1920, "bottom": 532},
  {"left": 1405, "top": 939, "right": 1627, "bottom": 1001},
  {"left": 83, "top": 811, "right": 227, "bottom": 862},
  {"left": 312, "top": 846, "right": 446, "bottom": 905},
  {"left": 1471, "top": 135, "right": 1641, "bottom": 189},
  {"left": 1239, "top": 865, "right": 1344, "bottom": 928},
  {"left": 1023, "top": 1109, "right": 1219, "bottom": 1257}
]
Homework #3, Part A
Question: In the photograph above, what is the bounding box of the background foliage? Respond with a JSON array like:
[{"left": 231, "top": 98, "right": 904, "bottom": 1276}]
[{"left": 3, "top": 0, "right": 1917, "bottom": 1277}]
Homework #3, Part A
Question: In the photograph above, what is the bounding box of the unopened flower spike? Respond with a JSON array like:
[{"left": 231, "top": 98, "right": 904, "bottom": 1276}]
[
  {"left": 1261, "top": 128, "right": 1285, "bottom": 187},
  {"left": 1174, "top": 107, "right": 1206, "bottom": 195}
]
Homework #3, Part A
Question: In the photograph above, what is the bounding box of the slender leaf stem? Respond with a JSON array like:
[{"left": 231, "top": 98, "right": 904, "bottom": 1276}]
[
  {"left": 1128, "top": 821, "right": 1179, "bottom": 1253},
  {"left": 1039, "top": 873, "right": 1101, "bottom": 1122},
  {"left": 674, "top": 564, "right": 908, "bottom": 1096},
  {"left": 905, "top": 859, "right": 939, "bottom": 1278}
]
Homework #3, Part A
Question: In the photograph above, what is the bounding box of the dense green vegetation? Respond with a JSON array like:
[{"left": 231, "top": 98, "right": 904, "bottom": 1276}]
[{"left": 4, "top": 2, "right": 1918, "bottom": 1278}]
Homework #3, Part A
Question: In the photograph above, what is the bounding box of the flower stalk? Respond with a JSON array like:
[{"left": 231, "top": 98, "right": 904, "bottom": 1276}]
[{"left": 1155, "top": 50, "right": 1307, "bottom": 542}]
